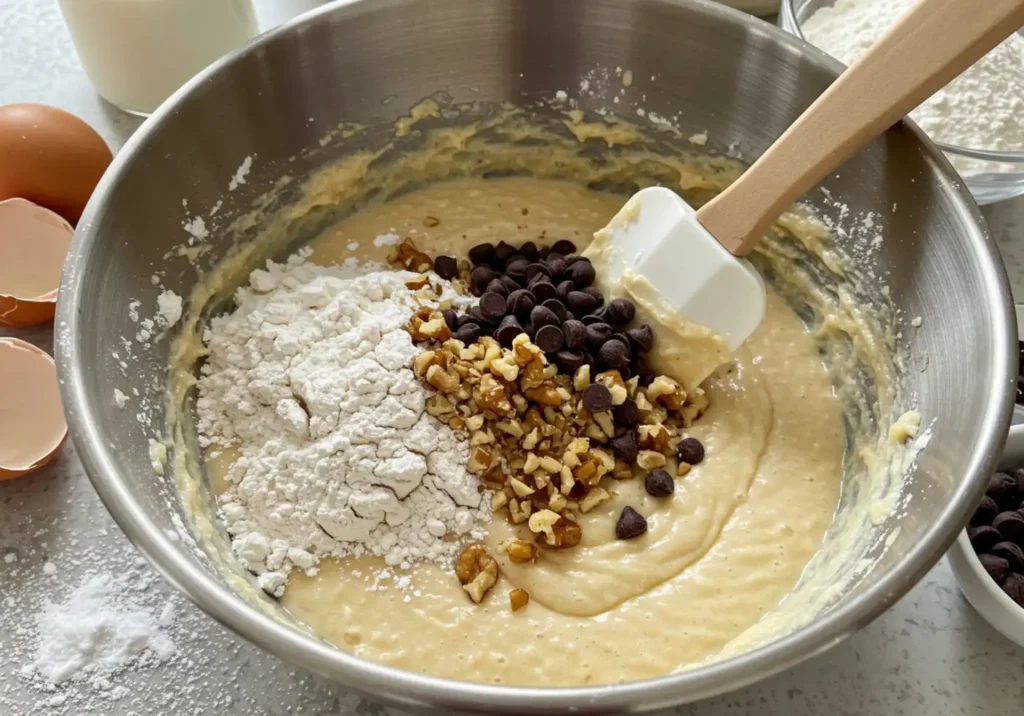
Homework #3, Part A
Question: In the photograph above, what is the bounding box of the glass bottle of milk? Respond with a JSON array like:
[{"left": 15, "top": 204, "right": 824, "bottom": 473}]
[{"left": 58, "top": 0, "right": 258, "bottom": 116}]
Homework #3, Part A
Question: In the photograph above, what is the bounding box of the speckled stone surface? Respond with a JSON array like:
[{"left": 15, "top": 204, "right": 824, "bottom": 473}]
[{"left": 2, "top": 1, "right": 1024, "bottom": 714}]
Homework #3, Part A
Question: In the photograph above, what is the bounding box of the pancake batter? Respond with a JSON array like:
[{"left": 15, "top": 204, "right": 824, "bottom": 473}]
[{"left": 202, "top": 177, "right": 843, "bottom": 685}]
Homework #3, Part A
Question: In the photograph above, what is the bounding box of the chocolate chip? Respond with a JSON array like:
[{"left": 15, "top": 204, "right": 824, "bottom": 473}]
[
  {"left": 585, "top": 322, "right": 613, "bottom": 349},
  {"left": 486, "top": 278, "right": 510, "bottom": 298},
  {"left": 615, "top": 506, "right": 648, "bottom": 540},
  {"left": 992, "top": 541, "right": 1024, "bottom": 573},
  {"left": 506, "top": 258, "right": 530, "bottom": 282},
  {"left": 613, "top": 399, "right": 640, "bottom": 426},
  {"left": 582, "top": 384, "right": 612, "bottom": 412},
  {"left": 987, "top": 472, "right": 1019, "bottom": 511},
  {"left": 609, "top": 333, "right": 631, "bottom": 348},
  {"left": 480, "top": 291, "right": 508, "bottom": 319},
  {"left": 530, "top": 280, "right": 557, "bottom": 302},
  {"left": 554, "top": 349, "right": 587, "bottom": 373},
  {"left": 604, "top": 298, "right": 636, "bottom": 326},
  {"left": 471, "top": 305, "right": 500, "bottom": 326},
  {"left": 970, "top": 525, "right": 1003, "bottom": 553},
  {"left": 501, "top": 275, "right": 521, "bottom": 293},
  {"left": 457, "top": 314, "right": 479, "bottom": 328},
  {"left": 582, "top": 286, "right": 605, "bottom": 307},
  {"left": 541, "top": 299, "right": 567, "bottom": 323},
  {"left": 455, "top": 324, "right": 481, "bottom": 344},
  {"left": 582, "top": 348, "right": 597, "bottom": 369},
  {"left": 626, "top": 324, "right": 655, "bottom": 353},
  {"left": 507, "top": 289, "right": 535, "bottom": 319},
  {"left": 675, "top": 437, "right": 705, "bottom": 465},
  {"left": 441, "top": 309, "right": 459, "bottom": 333},
  {"left": 470, "top": 265, "right": 499, "bottom": 294},
  {"left": 1015, "top": 468, "right": 1024, "bottom": 494},
  {"left": 526, "top": 263, "right": 552, "bottom": 283},
  {"left": 551, "top": 239, "right": 577, "bottom": 255},
  {"left": 994, "top": 511, "right": 1024, "bottom": 545},
  {"left": 433, "top": 255, "right": 458, "bottom": 280},
  {"left": 562, "top": 319, "right": 586, "bottom": 349},
  {"left": 645, "top": 469, "right": 674, "bottom": 498},
  {"left": 567, "top": 290, "right": 599, "bottom": 316},
  {"left": 535, "top": 324, "right": 564, "bottom": 353},
  {"left": 598, "top": 339, "right": 630, "bottom": 369},
  {"left": 634, "top": 357, "right": 655, "bottom": 386},
  {"left": 581, "top": 313, "right": 606, "bottom": 326},
  {"left": 566, "top": 258, "right": 596, "bottom": 288},
  {"left": 544, "top": 254, "right": 567, "bottom": 280},
  {"left": 1004, "top": 573, "right": 1024, "bottom": 605},
  {"left": 503, "top": 253, "right": 526, "bottom": 268},
  {"left": 468, "top": 243, "right": 495, "bottom": 265},
  {"left": 609, "top": 429, "right": 638, "bottom": 462},
  {"left": 494, "top": 241, "right": 516, "bottom": 265},
  {"left": 617, "top": 363, "right": 632, "bottom": 381},
  {"left": 495, "top": 316, "right": 523, "bottom": 348},
  {"left": 530, "top": 305, "right": 560, "bottom": 330},
  {"left": 556, "top": 280, "right": 574, "bottom": 302},
  {"left": 539, "top": 246, "right": 551, "bottom": 260},
  {"left": 520, "top": 241, "right": 539, "bottom": 260},
  {"left": 971, "top": 495, "right": 1000, "bottom": 526},
  {"left": 979, "top": 553, "right": 1010, "bottom": 583}
]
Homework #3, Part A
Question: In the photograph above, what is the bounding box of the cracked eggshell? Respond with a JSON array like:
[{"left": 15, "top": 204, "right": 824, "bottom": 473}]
[
  {"left": 0, "top": 337, "right": 67, "bottom": 480},
  {"left": 0, "top": 198, "right": 74, "bottom": 327}
]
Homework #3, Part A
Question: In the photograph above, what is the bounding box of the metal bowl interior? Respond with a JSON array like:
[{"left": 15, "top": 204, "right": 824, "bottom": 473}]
[
  {"left": 56, "top": 0, "right": 1015, "bottom": 712},
  {"left": 778, "top": 0, "right": 1024, "bottom": 205}
]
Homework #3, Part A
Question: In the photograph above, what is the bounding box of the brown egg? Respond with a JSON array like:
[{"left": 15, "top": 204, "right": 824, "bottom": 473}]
[
  {"left": 0, "top": 103, "right": 113, "bottom": 225},
  {"left": 0, "top": 198, "right": 74, "bottom": 327},
  {"left": 0, "top": 337, "right": 67, "bottom": 480}
]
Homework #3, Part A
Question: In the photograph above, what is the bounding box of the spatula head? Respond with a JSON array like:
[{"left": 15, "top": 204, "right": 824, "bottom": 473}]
[{"left": 594, "top": 186, "right": 766, "bottom": 351}]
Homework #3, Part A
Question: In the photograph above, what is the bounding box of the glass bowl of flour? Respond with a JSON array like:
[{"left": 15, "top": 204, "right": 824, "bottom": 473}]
[{"left": 780, "top": 0, "right": 1024, "bottom": 205}]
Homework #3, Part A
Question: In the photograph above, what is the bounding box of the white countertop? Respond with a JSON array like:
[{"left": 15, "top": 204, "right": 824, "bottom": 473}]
[{"left": 2, "top": 1, "right": 1024, "bottom": 714}]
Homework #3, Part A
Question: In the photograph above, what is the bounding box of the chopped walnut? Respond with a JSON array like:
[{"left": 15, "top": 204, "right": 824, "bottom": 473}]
[
  {"left": 491, "top": 491, "right": 509, "bottom": 511},
  {"left": 596, "top": 370, "right": 628, "bottom": 406},
  {"left": 405, "top": 274, "right": 431, "bottom": 290},
  {"left": 506, "top": 539, "right": 538, "bottom": 564},
  {"left": 677, "top": 462, "right": 692, "bottom": 477},
  {"left": 579, "top": 486, "right": 611, "bottom": 513},
  {"left": 467, "top": 446, "right": 493, "bottom": 474},
  {"left": 637, "top": 450, "right": 667, "bottom": 470},
  {"left": 389, "top": 238, "right": 433, "bottom": 272},
  {"left": 456, "top": 544, "right": 498, "bottom": 603},
  {"left": 510, "top": 588, "right": 530, "bottom": 612},
  {"left": 546, "top": 517, "right": 583, "bottom": 549},
  {"left": 510, "top": 477, "right": 535, "bottom": 498}
]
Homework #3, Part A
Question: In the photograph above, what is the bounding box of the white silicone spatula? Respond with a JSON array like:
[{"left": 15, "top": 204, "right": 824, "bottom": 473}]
[{"left": 598, "top": 0, "right": 1024, "bottom": 351}]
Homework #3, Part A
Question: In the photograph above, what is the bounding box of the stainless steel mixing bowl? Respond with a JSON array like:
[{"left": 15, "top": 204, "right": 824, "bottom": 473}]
[{"left": 56, "top": 0, "right": 1016, "bottom": 712}]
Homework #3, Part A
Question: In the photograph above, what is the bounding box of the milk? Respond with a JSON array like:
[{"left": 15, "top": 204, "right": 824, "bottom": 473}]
[{"left": 58, "top": 0, "right": 258, "bottom": 116}]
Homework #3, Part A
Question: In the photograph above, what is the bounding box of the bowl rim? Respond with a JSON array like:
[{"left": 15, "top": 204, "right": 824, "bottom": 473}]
[
  {"left": 778, "top": 0, "right": 1024, "bottom": 166},
  {"left": 55, "top": 0, "right": 1018, "bottom": 711}
]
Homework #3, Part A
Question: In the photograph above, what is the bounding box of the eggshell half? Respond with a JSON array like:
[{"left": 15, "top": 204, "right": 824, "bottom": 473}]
[
  {"left": 0, "top": 103, "right": 113, "bottom": 225},
  {"left": 0, "top": 338, "right": 67, "bottom": 480},
  {"left": 0, "top": 198, "right": 74, "bottom": 327}
]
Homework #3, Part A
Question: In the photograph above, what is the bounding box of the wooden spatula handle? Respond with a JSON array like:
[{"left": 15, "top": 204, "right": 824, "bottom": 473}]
[{"left": 696, "top": 0, "right": 1024, "bottom": 257}]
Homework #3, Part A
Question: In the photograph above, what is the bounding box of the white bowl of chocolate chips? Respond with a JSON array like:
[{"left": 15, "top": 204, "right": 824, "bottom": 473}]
[{"left": 950, "top": 424, "right": 1024, "bottom": 647}]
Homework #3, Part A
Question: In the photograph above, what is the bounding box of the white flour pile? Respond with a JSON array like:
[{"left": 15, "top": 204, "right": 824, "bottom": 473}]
[
  {"left": 13, "top": 570, "right": 176, "bottom": 707},
  {"left": 196, "top": 251, "right": 489, "bottom": 596},
  {"left": 802, "top": 0, "right": 1024, "bottom": 175}
]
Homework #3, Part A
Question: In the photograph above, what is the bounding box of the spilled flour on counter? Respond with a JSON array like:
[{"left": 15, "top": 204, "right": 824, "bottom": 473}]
[
  {"left": 195, "top": 250, "right": 489, "bottom": 596},
  {"left": 22, "top": 574, "right": 176, "bottom": 690}
]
